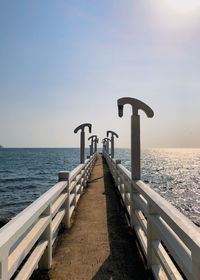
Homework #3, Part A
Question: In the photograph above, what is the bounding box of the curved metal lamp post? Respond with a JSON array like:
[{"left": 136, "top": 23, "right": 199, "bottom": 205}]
[
  {"left": 102, "top": 139, "right": 107, "bottom": 153},
  {"left": 88, "top": 135, "right": 97, "bottom": 156},
  {"left": 102, "top": 139, "right": 106, "bottom": 152},
  {"left": 88, "top": 136, "right": 93, "bottom": 156},
  {"left": 107, "top": 130, "right": 119, "bottom": 158},
  {"left": 94, "top": 137, "right": 98, "bottom": 153},
  {"left": 117, "top": 97, "right": 154, "bottom": 180},
  {"left": 103, "top": 138, "right": 111, "bottom": 154},
  {"left": 74, "top": 123, "right": 92, "bottom": 163}
]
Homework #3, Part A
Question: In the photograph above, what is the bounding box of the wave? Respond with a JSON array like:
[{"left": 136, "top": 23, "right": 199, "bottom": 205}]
[
  {"left": 2, "top": 200, "right": 32, "bottom": 208},
  {"left": 0, "top": 177, "right": 31, "bottom": 183},
  {"left": 0, "top": 177, "right": 47, "bottom": 184}
]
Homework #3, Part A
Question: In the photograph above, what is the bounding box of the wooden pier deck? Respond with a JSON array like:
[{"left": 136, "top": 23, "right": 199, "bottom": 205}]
[{"left": 37, "top": 154, "right": 150, "bottom": 280}]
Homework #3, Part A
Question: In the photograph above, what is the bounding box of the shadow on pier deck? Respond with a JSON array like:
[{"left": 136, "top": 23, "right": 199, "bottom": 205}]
[{"left": 34, "top": 154, "right": 152, "bottom": 280}]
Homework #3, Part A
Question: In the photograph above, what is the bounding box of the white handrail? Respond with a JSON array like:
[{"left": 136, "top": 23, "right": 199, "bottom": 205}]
[
  {"left": 0, "top": 153, "right": 97, "bottom": 280},
  {"left": 103, "top": 150, "right": 200, "bottom": 280}
]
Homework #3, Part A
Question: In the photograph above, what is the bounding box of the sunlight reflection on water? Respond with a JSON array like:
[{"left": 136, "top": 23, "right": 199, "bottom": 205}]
[
  {"left": 0, "top": 148, "right": 199, "bottom": 226},
  {"left": 115, "top": 148, "right": 200, "bottom": 226}
]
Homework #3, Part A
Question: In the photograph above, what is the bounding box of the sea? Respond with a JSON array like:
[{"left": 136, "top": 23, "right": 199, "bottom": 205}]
[{"left": 0, "top": 148, "right": 199, "bottom": 226}]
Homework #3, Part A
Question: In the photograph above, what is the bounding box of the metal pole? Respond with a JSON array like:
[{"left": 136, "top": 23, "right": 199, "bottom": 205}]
[
  {"left": 89, "top": 144, "right": 92, "bottom": 156},
  {"left": 88, "top": 135, "right": 97, "bottom": 155},
  {"left": 111, "top": 135, "right": 114, "bottom": 158},
  {"left": 107, "top": 141, "right": 109, "bottom": 154},
  {"left": 94, "top": 139, "right": 97, "bottom": 153},
  {"left": 117, "top": 97, "right": 154, "bottom": 181},
  {"left": 102, "top": 140, "right": 106, "bottom": 153},
  {"left": 74, "top": 123, "right": 92, "bottom": 164},
  {"left": 91, "top": 139, "right": 94, "bottom": 155},
  {"left": 80, "top": 130, "right": 85, "bottom": 163},
  {"left": 131, "top": 115, "right": 140, "bottom": 180},
  {"left": 107, "top": 130, "right": 119, "bottom": 158}
]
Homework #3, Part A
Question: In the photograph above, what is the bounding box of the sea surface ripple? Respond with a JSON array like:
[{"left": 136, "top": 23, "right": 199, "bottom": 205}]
[
  {"left": 0, "top": 148, "right": 199, "bottom": 226},
  {"left": 115, "top": 148, "right": 200, "bottom": 226}
]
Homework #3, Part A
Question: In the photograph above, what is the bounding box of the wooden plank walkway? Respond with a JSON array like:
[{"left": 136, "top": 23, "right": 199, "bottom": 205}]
[{"left": 35, "top": 154, "right": 151, "bottom": 280}]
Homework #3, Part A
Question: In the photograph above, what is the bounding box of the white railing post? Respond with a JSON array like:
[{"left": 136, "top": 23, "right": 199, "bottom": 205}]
[
  {"left": 83, "top": 163, "right": 88, "bottom": 188},
  {"left": 39, "top": 204, "right": 52, "bottom": 269},
  {"left": 115, "top": 160, "right": 121, "bottom": 186},
  {"left": 0, "top": 249, "right": 9, "bottom": 280},
  {"left": 147, "top": 203, "right": 158, "bottom": 270},
  {"left": 115, "top": 160, "right": 121, "bottom": 192},
  {"left": 130, "top": 181, "right": 139, "bottom": 229},
  {"left": 112, "top": 159, "right": 117, "bottom": 185},
  {"left": 124, "top": 176, "right": 129, "bottom": 211},
  {"left": 58, "top": 171, "right": 70, "bottom": 228},
  {"left": 111, "top": 160, "right": 115, "bottom": 177},
  {"left": 112, "top": 160, "right": 117, "bottom": 183},
  {"left": 192, "top": 249, "right": 200, "bottom": 280},
  {"left": 74, "top": 182, "right": 77, "bottom": 205}
]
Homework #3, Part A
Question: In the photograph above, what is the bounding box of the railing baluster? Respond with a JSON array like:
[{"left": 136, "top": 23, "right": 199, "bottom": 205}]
[
  {"left": 0, "top": 250, "right": 9, "bottom": 280},
  {"left": 130, "top": 181, "right": 139, "bottom": 229},
  {"left": 147, "top": 203, "right": 159, "bottom": 270},
  {"left": 192, "top": 249, "right": 200, "bottom": 280},
  {"left": 38, "top": 204, "right": 52, "bottom": 269},
  {"left": 58, "top": 171, "right": 70, "bottom": 229}
]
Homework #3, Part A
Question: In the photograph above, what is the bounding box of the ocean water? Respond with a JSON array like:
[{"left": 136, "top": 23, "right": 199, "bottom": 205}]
[
  {"left": 0, "top": 148, "right": 199, "bottom": 226},
  {"left": 115, "top": 148, "right": 200, "bottom": 226},
  {"left": 0, "top": 148, "right": 89, "bottom": 218}
]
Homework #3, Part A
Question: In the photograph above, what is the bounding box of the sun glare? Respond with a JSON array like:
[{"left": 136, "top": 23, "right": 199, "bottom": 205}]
[{"left": 165, "top": 0, "right": 200, "bottom": 13}]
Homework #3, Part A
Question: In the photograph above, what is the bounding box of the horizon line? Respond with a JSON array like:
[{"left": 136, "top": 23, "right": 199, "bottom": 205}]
[{"left": 1, "top": 147, "right": 200, "bottom": 149}]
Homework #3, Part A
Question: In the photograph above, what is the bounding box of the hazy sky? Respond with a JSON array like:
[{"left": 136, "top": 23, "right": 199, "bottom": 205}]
[{"left": 0, "top": 0, "right": 199, "bottom": 148}]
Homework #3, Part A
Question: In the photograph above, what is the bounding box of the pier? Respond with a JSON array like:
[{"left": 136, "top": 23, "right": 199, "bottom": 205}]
[
  {"left": 47, "top": 154, "right": 149, "bottom": 279},
  {"left": 0, "top": 98, "right": 200, "bottom": 280}
]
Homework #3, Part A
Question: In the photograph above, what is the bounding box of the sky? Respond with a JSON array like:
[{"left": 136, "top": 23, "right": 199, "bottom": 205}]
[{"left": 0, "top": 0, "right": 200, "bottom": 148}]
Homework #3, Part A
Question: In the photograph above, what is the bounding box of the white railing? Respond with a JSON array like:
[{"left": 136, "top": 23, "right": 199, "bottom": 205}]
[
  {"left": 103, "top": 151, "right": 200, "bottom": 280},
  {"left": 0, "top": 153, "right": 97, "bottom": 280}
]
